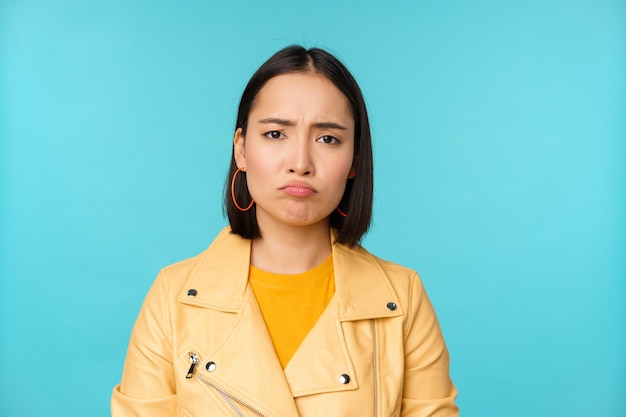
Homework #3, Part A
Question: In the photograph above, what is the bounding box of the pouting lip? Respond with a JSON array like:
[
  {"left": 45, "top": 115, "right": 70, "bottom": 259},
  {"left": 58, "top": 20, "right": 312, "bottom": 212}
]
[{"left": 279, "top": 181, "right": 317, "bottom": 193}]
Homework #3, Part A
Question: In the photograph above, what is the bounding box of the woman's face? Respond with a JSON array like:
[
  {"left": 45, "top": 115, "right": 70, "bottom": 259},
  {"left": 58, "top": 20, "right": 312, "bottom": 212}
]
[{"left": 234, "top": 72, "right": 355, "bottom": 231}]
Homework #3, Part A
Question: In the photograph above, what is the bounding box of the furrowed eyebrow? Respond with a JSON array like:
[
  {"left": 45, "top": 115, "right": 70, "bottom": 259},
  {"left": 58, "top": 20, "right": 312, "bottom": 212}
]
[
  {"left": 258, "top": 118, "right": 295, "bottom": 126},
  {"left": 258, "top": 118, "right": 347, "bottom": 130},
  {"left": 312, "top": 122, "right": 347, "bottom": 130}
]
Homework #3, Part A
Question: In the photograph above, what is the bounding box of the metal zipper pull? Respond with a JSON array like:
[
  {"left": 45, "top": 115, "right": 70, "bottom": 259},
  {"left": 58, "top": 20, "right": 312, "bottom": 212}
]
[{"left": 186, "top": 352, "right": 199, "bottom": 379}]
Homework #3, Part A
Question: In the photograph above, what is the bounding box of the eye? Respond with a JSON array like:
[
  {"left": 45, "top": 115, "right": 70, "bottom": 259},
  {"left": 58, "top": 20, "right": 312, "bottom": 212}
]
[
  {"left": 264, "top": 130, "right": 285, "bottom": 139},
  {"left": 317, "top": 135, "right": 340, "bottom": 144}
]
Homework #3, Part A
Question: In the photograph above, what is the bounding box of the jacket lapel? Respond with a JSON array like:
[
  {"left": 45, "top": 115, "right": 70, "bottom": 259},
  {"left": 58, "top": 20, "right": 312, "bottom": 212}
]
[
  {"left": 284, "top": 238, "right": 403, "bottom": 397},
  {"left": 175, "top": 228, "right": 404, "bottom": 408},
  {"left": 332, "top": 241, "right": 404, "bottom": 321},
  {"left": 178, "top": 228, "right": 301, "bottom": 417}
]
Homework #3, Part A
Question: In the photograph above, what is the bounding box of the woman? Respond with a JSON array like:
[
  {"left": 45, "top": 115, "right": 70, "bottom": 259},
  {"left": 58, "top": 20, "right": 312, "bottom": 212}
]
[{"left": 112, "top": 45, "right": 459, "bottom": 417}]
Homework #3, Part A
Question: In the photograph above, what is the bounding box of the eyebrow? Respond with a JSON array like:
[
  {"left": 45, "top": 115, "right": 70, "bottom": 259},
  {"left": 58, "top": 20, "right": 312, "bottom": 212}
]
[{"left": 258, "top": 117, "right": 347, "bottom": 130}]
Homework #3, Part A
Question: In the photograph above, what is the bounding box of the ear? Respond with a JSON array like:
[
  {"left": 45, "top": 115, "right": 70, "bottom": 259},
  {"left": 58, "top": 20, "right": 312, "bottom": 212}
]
[
  {"left": 348, "top": 160, "right": 357, "bottom": 179},
  {"left": 234, "top": 128, "right": 246, "bottom": 169}
]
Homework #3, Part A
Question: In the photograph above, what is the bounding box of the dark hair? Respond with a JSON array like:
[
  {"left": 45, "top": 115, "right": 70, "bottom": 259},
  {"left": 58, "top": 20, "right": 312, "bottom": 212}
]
[{"left": 225, "top": 45, "right": 373, "bottom": 247}]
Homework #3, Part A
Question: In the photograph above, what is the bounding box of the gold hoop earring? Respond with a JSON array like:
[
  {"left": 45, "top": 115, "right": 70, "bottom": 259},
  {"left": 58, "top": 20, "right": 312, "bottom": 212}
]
[{"left": 231, "top": 168, "right": 254, "bottom": 212}]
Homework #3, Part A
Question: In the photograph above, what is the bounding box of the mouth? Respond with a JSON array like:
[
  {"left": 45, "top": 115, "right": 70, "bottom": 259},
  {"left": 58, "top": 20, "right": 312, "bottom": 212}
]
[{"left": 280, "top": 182, "right": 317, "bottom": 197}]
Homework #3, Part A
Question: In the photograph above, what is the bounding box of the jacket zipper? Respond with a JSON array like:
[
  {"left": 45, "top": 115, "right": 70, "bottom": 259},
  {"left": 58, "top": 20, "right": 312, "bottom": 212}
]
[
  {"left": 190, "top": 330, "right": 380, "bottom": 417},
  {"left": 370, "top": 319, "right": 378, "bottom": 417},
  {"left": 186, "top": 352, "right": 199, "bottom": 379},
  {"left": 198, "top": 373, "right": 269, "bottom": 417}
]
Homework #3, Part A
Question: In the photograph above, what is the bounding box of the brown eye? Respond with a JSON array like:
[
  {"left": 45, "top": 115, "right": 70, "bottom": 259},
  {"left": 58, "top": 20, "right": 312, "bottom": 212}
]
[
  {"left": 317, "top": 135, "right": 339, "bottom": 144},
  {"left": 264, "top": 131, "right": 285, "bottom": 139}
]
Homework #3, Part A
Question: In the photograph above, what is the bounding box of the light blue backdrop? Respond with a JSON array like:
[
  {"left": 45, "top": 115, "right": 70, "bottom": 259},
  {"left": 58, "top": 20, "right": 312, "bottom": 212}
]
[{"left": 1, "top": 1, "right": 624, "bottom": 416}]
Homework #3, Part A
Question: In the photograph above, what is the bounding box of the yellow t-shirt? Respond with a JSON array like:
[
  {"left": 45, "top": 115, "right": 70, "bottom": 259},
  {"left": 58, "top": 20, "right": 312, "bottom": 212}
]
[{"left": 249, "top": 255, "right": 335, "bottom": 369}]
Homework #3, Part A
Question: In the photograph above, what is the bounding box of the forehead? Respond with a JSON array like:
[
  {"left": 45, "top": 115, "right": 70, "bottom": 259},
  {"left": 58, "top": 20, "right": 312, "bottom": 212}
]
[{"left": 250, "top": 72, "right": 354, "bottom": 124}]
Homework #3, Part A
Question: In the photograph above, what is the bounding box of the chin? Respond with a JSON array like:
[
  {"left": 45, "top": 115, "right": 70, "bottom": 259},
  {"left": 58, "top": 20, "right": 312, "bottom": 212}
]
[{"left": 275, "top": 211, "right": 327, "bottom": 227}]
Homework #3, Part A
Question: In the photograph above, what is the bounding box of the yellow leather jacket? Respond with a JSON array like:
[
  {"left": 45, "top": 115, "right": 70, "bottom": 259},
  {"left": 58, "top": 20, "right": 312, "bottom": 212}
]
[{"left": 111, "top": 228, "right": 458, "bottom": 417}]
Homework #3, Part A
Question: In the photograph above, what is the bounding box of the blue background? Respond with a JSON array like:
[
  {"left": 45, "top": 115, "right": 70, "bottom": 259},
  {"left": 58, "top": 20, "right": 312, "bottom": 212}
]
[{"left": 1, "top": 1, "right": 624, "bottom": 416}]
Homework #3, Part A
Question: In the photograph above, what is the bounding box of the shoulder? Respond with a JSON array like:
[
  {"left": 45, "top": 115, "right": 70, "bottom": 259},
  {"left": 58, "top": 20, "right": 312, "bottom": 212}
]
[
  {"left": 152, "top": 227, "right": 251, "bottom": 298},
  {"left": 351, "top": 247, "right": 445, "bottom": 347},
  {"left": 363, "top": 248, "right": 427, "bottom": 306},
  {"left": 371, "top": 252, "right": 420, "bottom": 280},
  {"left": 342, "top": 243, "right": 424, "bottom": 289},
  {"left": 152, "top": 245, "right": 209, "bottom": 292},
  {"left": 333, "top": 242, "right": 428, "bottom": 322}
]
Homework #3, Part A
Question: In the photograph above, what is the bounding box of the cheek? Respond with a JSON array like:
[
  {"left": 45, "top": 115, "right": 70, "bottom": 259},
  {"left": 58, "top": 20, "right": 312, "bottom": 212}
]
[
  {"left": 333, "top": 146, "right": 355, "bottom": 177},
  {"left": 328, "top": 153, "right": 354, "bottom": 196},
  {"left": 243, "top": 147, "right": 275, "bottom": 196},
  {"left": 244, "top": 143, "right": 274, "bottom": 173}
]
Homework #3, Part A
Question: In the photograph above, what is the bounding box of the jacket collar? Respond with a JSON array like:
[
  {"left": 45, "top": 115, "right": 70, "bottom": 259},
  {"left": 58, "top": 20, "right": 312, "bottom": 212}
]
[
  {"left": 178, "top": 227, "right": 403, "bottom": 320},
  {"left": 177, "top": 227, "right": 250, "bottom": 312}
]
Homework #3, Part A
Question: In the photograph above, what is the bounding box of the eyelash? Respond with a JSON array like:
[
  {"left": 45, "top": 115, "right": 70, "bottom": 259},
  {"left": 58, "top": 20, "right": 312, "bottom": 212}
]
[{"left": 263, "top": 131, "right": 341, "bottom": 145}]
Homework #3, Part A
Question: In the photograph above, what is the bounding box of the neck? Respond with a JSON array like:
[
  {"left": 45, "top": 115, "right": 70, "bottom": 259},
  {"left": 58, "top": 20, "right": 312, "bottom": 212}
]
[{"left": 250, "top": 219, "right": 332, "bottom": 275}]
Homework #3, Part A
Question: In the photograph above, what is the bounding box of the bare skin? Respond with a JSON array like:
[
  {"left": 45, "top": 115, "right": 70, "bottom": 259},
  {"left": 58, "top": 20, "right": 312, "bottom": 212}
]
[{"left": 234, "top": 72, "right": 355, "bottom": 274}]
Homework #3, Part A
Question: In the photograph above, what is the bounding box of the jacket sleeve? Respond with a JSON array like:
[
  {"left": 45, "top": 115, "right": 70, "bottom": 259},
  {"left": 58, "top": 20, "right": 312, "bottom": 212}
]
[
  {"left": 111, "top": 269, "right": 177, "bottom": 417},
  {"left": 401, "top": 272, "right": 459, "bottom": 417}
]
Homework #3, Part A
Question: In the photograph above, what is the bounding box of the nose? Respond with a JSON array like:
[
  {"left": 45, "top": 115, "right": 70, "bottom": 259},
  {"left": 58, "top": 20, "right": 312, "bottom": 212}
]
[{"left": 287, "top": 136, "right": 314, "bottom": 176}]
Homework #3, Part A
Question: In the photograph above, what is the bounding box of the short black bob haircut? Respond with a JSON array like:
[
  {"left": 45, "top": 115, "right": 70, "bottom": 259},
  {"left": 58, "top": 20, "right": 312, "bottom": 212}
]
[{"left": 225, "top": 45, "right": 373, "bottom": 247}]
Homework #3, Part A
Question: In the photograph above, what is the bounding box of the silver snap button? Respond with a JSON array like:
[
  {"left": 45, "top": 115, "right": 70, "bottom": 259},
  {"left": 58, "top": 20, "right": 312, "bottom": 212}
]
[
  {"left": 386, "top": 302, "right": 397, "bottom": 311},
  {"left": 206, "top": 361, "right": 216, "bottom": 372},
  {"left": 339, "top": 374, "right": 350, "bottom": 384}
]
